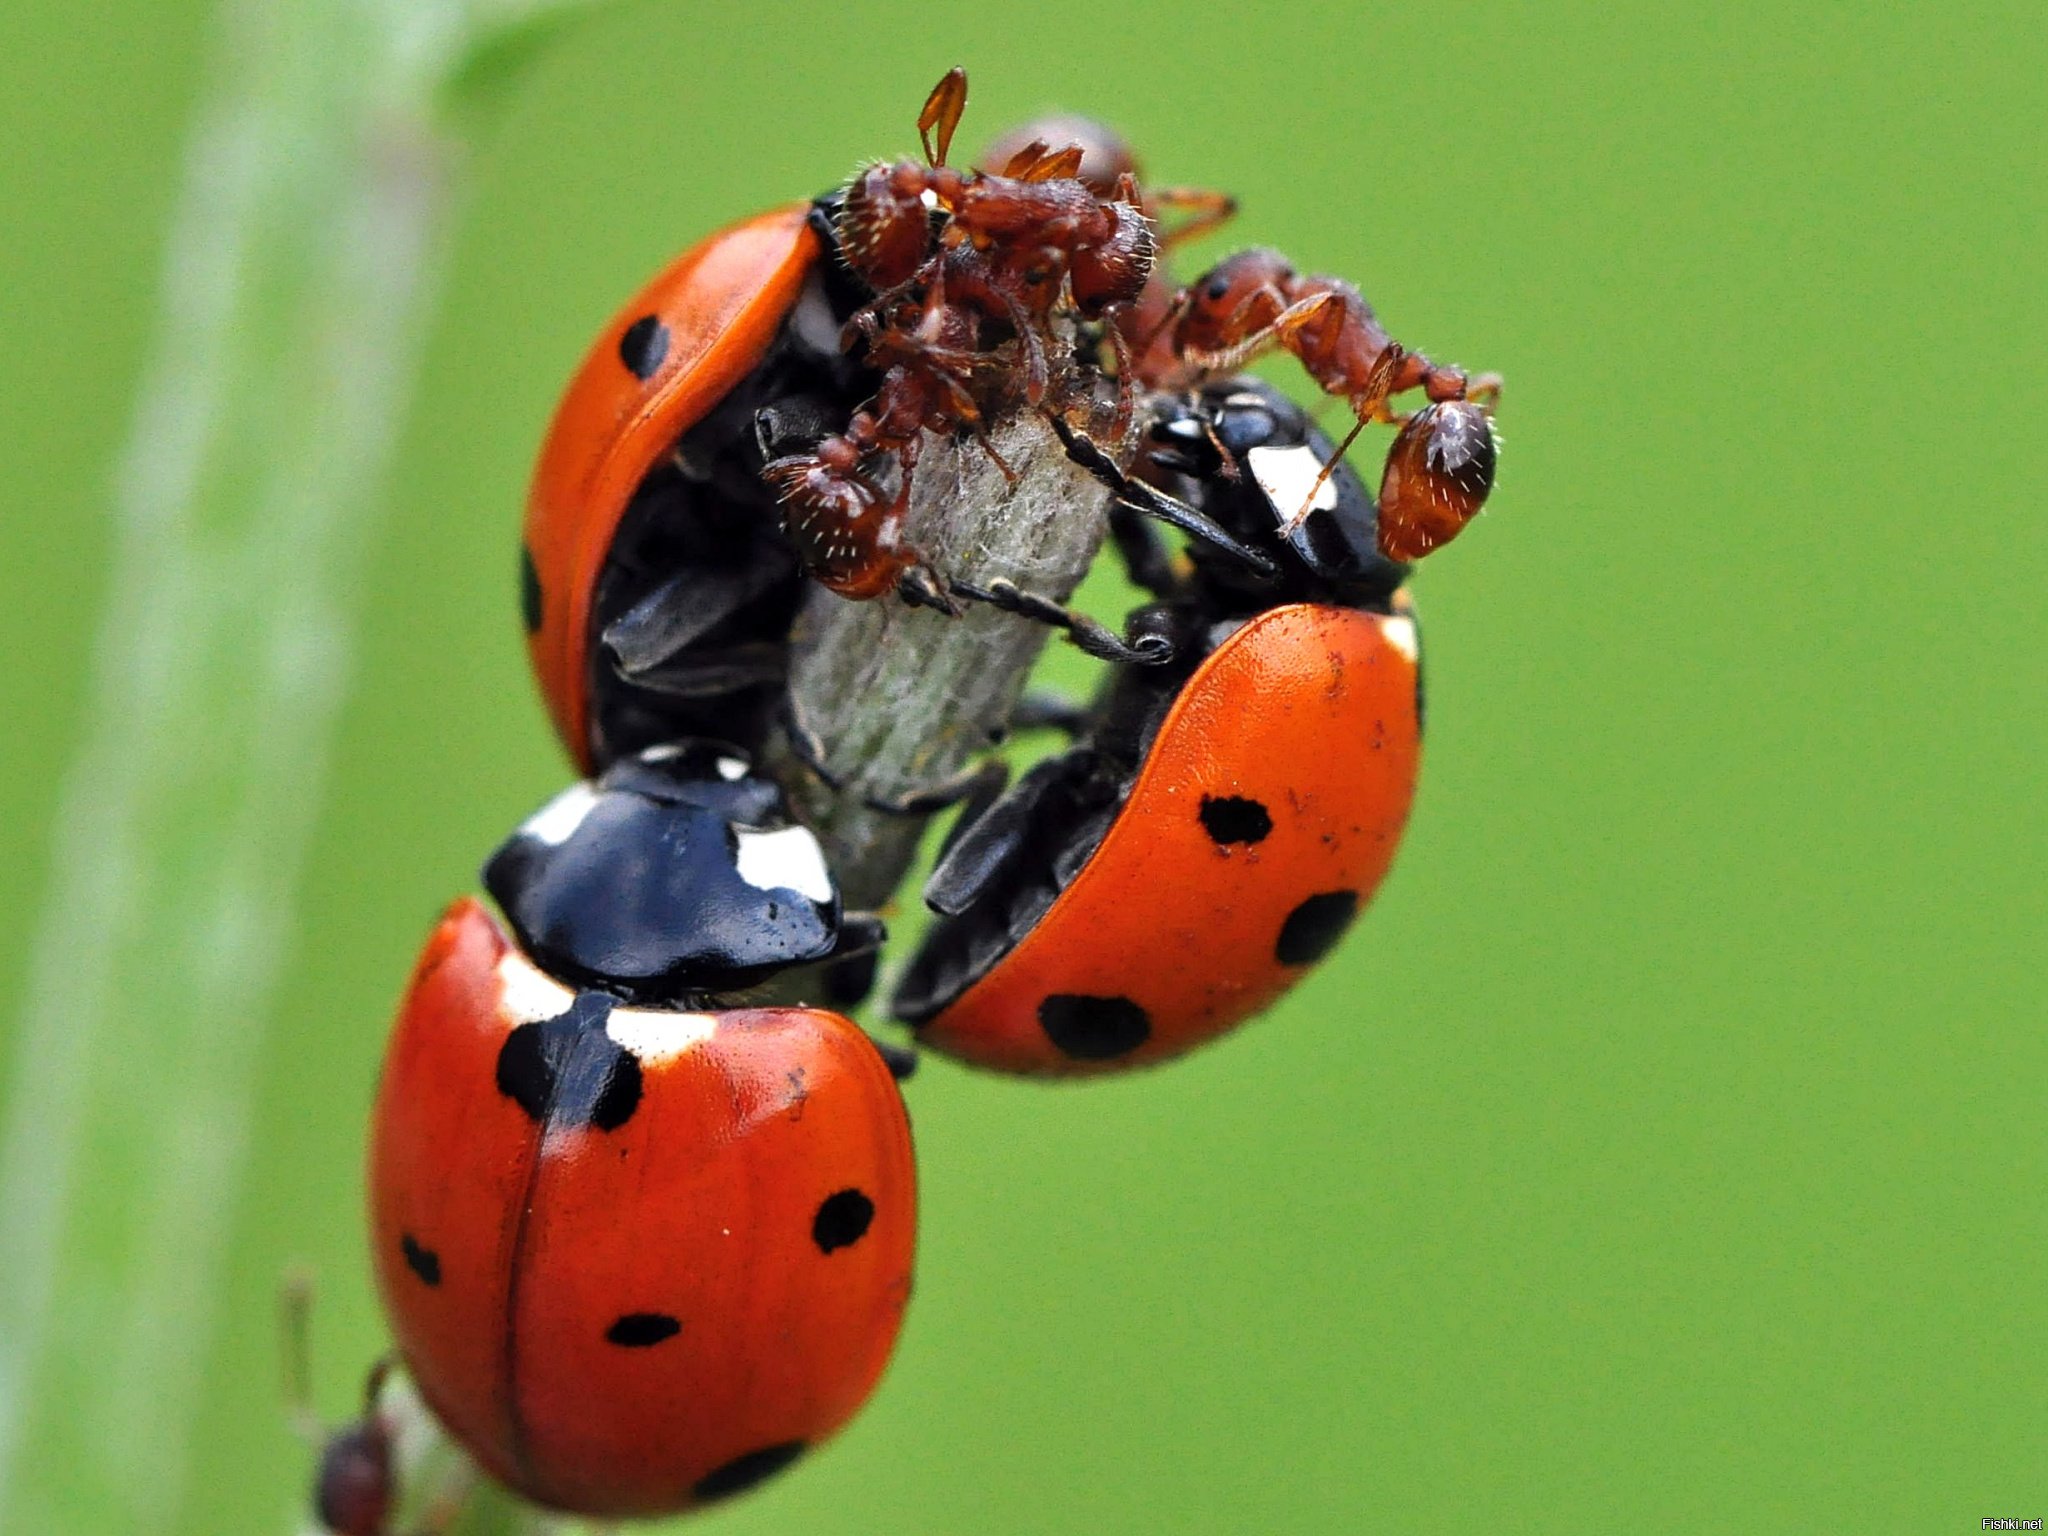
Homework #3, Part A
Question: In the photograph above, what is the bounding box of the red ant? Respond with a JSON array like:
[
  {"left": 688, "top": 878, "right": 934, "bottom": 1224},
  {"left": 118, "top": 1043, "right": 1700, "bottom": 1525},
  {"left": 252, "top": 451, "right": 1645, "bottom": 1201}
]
[
  {"left": 836, "top": 67, "right": 1155, "bottom": 400},
  {"left": 1163, "top": 248, "right": 1502, "bottom": 560},
  {"left": 765, "top": 69, "right": 1261, "bottom": 659},
  {"left": 975, "top": 115, "right": 1239, "bottom": 391}
]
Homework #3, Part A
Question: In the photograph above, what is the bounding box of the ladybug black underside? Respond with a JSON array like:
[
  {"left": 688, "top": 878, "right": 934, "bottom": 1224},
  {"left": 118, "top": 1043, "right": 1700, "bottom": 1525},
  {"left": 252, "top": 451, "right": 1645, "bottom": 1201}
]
[
  {"left": 485, "top": 743, "right": 877, "bottom": 1005},
  {"left": 891, "top": 379, "right": 1410, "bottom": 1024},
  {"left": 584, "top": 198, "right": 880, "bottom": 769}
]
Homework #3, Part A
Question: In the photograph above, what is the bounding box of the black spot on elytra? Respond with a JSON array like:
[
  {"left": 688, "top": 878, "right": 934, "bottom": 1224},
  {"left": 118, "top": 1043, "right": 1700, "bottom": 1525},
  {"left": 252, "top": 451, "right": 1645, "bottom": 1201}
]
[
  {"left": 400, "top": 1233, "right": 441, "bottom": 1287},
  {"left": 1199, "top": 795, "right": 1273, "bottom": 846},
  {"left": 619, "top": 314, "right": 671, "bottom": 380},
  {"left": 605, "top": 1312, "right": 681, "bottom": 1347},
  {"left": 519, "top": 545, "right": 542, "bottom": 634},
  {"left": 495, "top": 992, "right": 642, "bottom": 1130},
  {"left": 693, "top": 1441, "right": 806, "bottom": 1502},
  {"left": 812, "top": 1189, "right": 875, "bottom": 1254},
  {"left": 1276, "top": 890, "right": 1360, "bottom": 966},
  {"left": 1038, "top": 994, "right": 1151, "bottom": 1060}
]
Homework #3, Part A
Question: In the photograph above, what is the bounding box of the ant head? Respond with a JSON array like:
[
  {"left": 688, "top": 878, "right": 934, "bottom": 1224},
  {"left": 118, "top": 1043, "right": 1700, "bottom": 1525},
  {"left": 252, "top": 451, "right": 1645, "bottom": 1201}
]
[
  {"left": 1176, "top": 249, "right": 1294, "bottom": 359},
  {"left": 977, "top": 115, "right": 1138, "bottom": 196},
  {"left": 838, "top": 162, "right": 936, "bottom": 290}
]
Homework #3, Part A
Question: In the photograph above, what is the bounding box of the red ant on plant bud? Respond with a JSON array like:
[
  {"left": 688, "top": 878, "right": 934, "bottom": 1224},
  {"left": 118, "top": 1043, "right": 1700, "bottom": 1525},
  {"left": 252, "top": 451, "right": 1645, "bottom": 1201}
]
[
  {"left": 1163, "top": 247, "right": 1503, "bottom": 560},
  {"left": 764, "top": 68, "right": 1273, "bottom": 658}
]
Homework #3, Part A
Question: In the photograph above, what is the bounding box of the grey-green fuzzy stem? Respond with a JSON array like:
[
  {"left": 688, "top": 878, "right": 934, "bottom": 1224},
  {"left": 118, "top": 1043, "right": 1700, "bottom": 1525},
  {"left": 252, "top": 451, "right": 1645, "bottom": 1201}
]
[{"left": 769, "top": 405, "right": 1118, "bottom": 914}]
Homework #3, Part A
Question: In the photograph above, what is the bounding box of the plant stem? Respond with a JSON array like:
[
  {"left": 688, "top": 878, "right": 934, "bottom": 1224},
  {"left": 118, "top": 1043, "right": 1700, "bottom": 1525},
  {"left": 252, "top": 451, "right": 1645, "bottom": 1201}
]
[{"left": 0, "top": 3, "right": 601, "bottom": 1533}]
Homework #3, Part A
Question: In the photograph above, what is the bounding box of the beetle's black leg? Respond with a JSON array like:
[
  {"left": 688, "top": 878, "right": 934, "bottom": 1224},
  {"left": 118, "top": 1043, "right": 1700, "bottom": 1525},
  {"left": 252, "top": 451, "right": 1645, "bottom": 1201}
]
[
  {"left": 862, "top": 757, "right": 1009, "bottom": 817},
  {"left": 780, "top": 696, "right": 844, "bottom": 792},
  {"left": 602, "top": 560, "right": 792, "bottom": 685},
  {"left": 1007, "top": 690, "right": 1092, "bottom": 740},
  {"left": 869, "top": 1035, "right": 920, "bottom": 1080},
  {"left": 923, "top": 752, "right": 1081, "bottom": 916},
  {"left": 1047, "top": 412, "right": 1277, "bottom": 577},
  {"left": 831, "top": 911, "right": 887, "bottom": 960},
  {"left": 1107, "top": 502, "right": 1181, "bottom": 598},
  {"left": 896, "top": 565, "right": 965, "bottom": 616},
  {"left": 949, "top": 577, "right": 1174, "bottom": 666},
  {"left": 610, "top": 642, "right": 788, "bottom": 698}
]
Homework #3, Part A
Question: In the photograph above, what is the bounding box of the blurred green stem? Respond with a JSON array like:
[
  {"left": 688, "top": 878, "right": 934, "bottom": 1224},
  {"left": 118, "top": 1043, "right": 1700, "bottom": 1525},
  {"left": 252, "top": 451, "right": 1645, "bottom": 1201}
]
[{"left": 0, "top": 2, "right": 599, "bottom": 1532}]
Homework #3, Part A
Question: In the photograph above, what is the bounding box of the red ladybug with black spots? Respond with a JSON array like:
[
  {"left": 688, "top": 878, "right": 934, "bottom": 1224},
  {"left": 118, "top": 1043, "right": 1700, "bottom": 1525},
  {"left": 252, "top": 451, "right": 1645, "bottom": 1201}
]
[
  {"left": 892, "top": 378, "right": 1423, "bottom": 1075},
  {"left": 521, "top": 201, "right": 887, "bottom": 775},
  {"left": 369, "top": 744, "right": 914, "bottom": 1518}
]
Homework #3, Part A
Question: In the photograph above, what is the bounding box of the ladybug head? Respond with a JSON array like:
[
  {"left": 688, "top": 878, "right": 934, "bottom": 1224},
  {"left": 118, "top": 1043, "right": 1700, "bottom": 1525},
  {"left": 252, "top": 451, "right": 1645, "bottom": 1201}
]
[{"left": 484, "top": 743, "right": 845, "bottom": 1003}]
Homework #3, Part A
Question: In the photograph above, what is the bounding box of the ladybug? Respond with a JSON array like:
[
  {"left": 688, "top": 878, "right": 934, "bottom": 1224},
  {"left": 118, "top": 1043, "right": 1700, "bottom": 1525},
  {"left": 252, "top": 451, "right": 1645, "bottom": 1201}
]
[
  {"left": 369, "top": 745, "right": 914, "bottom": 1517},
  {"left": 892, "top": 378, "right": 1422, "bottom": 1074},
  {"left": 522, "top": 202, "right": 879, "bottom": 774}
]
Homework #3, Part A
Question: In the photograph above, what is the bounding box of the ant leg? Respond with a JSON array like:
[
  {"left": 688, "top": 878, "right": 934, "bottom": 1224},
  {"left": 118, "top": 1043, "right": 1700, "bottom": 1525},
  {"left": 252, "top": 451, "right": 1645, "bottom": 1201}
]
[
  {"left": 972, "top": 429, "right": 1019, "bottom": 485},
  {"left": 1275, "top": 345, "right": 1407, "bottom": 533},
  {"left": 1047, "top": 412, "right": 1277, "bottom": 577},
  {"left": 1149, "top": 186, "right": 1238, "bottom": 249},
  {"left": 918, "top": 67, "right": 968, "bottom": 166},
  {"left": 1183, "top": 289, "right": 1340, "bottom": 373},
  {"left": 949, "top": 576, "right": 1174, "bottom": 665},
  {"left": 1280, "top": 415, "right": 1370, "bottom": 536}
]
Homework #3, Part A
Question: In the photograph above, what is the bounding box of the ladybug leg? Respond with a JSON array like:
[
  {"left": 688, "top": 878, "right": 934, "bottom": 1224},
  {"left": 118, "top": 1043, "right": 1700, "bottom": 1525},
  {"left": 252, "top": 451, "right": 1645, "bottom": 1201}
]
[
  {"left": 1047, "top": 412, "right": 1277, "bottom": 577},
  {"left": 861, "top": 756, "right": 1009, "bottom": 816},
  {"left": 601, "top": 562, "right": 791, "bottom": 680},
  {"left": 780, "top": 696, "right": 844, "bottom": 792},
  {"left": 831, "top": 911, "right": 888, "bottom": 958},
  {"left": 923, "top": 751, "right": 1081, "bottom": 915},
  {"left": 868, "top": 1034, "right": 921, "bottom": 1081},
  {"left": 948, "top": 576, "right": 1174, "bottom": 665},
  {"left": 1106, "top": 502, "right": 1181, "bottom": 598},
  {"left": 1007, "top": 689, "right": 1092, "bottom": 740},
  {"left": 607, "top": 641, "right": 788, "bottom": 698},
  {"left": 896, "top": 564, "right": 967, "bottom": 617}
]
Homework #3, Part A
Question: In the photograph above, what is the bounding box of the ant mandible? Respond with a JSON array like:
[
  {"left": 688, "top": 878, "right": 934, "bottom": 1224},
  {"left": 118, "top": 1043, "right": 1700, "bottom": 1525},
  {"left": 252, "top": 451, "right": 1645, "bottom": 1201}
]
[{"left": 1164, "top": 248, "right": 1503, "bottom": 560}]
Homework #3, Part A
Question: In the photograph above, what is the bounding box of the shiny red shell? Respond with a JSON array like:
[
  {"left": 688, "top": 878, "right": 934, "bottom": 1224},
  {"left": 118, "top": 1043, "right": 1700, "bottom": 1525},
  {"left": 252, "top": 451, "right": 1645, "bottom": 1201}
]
[
  {"left": 920, "top": 601, "right": 1422, "bottom": 1075},
  {"left": 523, "top": 206, "right": 819, "bottom": 772},
  {"left": 368, "top": 899, "right": 915, "bottom": 1518}
]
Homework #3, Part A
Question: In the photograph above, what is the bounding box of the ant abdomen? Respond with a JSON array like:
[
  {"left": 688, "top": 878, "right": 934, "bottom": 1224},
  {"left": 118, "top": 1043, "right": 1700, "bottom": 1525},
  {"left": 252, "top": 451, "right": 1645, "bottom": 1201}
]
[{"left": 1378, "top": 400, "right": 1498, "bottom": 561}]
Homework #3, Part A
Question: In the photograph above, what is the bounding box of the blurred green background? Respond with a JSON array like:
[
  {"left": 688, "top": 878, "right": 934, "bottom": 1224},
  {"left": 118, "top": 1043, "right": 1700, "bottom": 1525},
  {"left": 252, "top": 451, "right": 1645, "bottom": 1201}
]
[{"left": 2, "top": 1, "right": 2041, "bottom": 1531}]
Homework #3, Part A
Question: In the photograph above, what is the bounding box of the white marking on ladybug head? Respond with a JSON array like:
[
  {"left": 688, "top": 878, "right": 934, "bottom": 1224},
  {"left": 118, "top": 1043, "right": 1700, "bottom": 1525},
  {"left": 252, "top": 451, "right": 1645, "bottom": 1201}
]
[
  {"left": 495, "top": 949, "right": 577, "bottom": 1026},
  {"left": 790, "top": 275, "right": 841, "bottom": 355},
  {"left": 518, "top": 781, "right": 599, "bottom": 847},
  {"left": 1246, "top": 444, "right": 1338, "bottom": 527},
  {"left": 605, "top": 1006, "right": 717, "bottom": 1064},
  {"left": 734, "top": 825, "right": 834, "bottom": 903},
  {"left": 716, "top": 755, "right": 748, "bottom": 782},
  {"left": 1382, "top": 613, "right": 1420, "bottom": 664}
]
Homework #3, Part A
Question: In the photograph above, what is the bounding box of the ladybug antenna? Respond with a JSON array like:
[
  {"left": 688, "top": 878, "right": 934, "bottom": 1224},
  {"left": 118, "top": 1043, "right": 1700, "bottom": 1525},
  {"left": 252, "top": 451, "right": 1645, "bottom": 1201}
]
[{"left": 918, "top": 67, "right": 968, "bottom": 167}]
